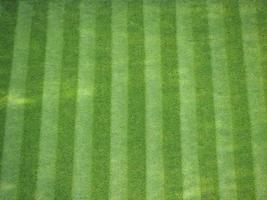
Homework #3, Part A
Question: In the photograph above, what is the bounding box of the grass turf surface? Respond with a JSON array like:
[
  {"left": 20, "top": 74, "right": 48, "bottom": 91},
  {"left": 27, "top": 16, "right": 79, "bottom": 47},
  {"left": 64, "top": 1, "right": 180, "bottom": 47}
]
[{"left": 0, "top": 0, "right": 267, "bottom": 199}]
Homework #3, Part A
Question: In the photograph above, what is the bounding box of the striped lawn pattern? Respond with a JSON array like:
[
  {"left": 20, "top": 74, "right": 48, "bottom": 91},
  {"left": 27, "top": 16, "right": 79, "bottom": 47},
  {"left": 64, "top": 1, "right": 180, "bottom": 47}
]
[{"left": 0, "top": 0, "right": 267, "bottom": 199}]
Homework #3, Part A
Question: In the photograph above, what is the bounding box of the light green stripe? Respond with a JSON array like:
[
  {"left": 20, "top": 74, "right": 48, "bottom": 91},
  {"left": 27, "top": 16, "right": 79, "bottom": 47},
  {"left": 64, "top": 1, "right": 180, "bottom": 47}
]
[
  {"left": 0, "top": 2, "right": 32, "bottom": 199},
  {"left": 143, "top": 1, "right": 163, "bottom": 199},
  {"left": 207, "top": 1, "right": 237, "bottom": 199},
  {"left": 35, "top": 2, "right": 64, "bottom": 200},
  {"left": 177, "top": 2, "right": 201, "bottom": 200},
  {"left": 110, "top": 0, "right": 128, "bottom": 199},
  {"left": 72, "top": 1, "right": 95, "bottom": 199},
  {"left": 240, "top": 2, "right": 267, "bottom": 199}
]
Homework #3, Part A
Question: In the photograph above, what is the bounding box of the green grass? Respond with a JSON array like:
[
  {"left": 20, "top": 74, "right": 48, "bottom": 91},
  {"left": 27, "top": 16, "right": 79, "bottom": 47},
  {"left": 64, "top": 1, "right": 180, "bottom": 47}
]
[
  {"left": 0, "top": 0, "right": 267, "bottom": 199},
  {"left": 92, "top": 0, "right": 112, "bottom": 199},
  {"left": 0, "top": 0, "right": 18, "bottom": 176},
  {"left": 55, "top": 1, "right": 80, "bottom": 200},
  {"left": 160, "top": 0, "right": 182, "bottom": 199},
  {"left": 223, "top": 1, "right": 256, "bottom": 198},
  {"left": 18, "top": 1, "right": 47, "bottom": 199},
  {"left": 192, "top": 1, "right": 219, "bottom": 199},
  {"left": 127, "top": 0, "right": 146, "bottom": 199}
]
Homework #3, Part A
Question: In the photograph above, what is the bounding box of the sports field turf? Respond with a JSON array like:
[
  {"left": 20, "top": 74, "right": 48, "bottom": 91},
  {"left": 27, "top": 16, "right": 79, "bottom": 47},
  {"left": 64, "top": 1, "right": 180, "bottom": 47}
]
[{"left": 0, "top": 0, "right": 267, "bottom": 199}]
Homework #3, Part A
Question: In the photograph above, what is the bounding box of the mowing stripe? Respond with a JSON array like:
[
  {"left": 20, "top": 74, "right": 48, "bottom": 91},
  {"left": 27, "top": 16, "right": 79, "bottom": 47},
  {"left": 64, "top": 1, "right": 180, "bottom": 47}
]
[
  {"left": 143, "top": 1, "right": 163, "bottom": 199},
  {"left": 176, "top": 1, "right": 201, "bottom": 199},
  {"left": 0, "top": 2, "right": 32, "bottom": 199},
  {"left": 256, "top": 1, "right": 267, "bottom": 197},
  {"left": 207, "top": 0, "right": 237, "bottom": 199},
  {"left": 35, "top": 1, "right": 64, "bottom": 199},
  {"left": 256, "top": 0, "right": 267, "bottom": 109},
  {"left": 127, "top": 0, "right": 146, "bottom": 199},
  {"left": 17, "top": 1, "right": 48, "bottom": 199},
  {"left": 240, "top": 1, "right": 267, "bottom": 199},
  {"left": 160, "top": 0, "right": 182, "bottom": 199},
  {"left": 0, "top": 0, "right": 18, "bottom": 174},
  {"left": 72, "top": 0, "right": 95, "bottom": 199},
  {"left": 223, "top": 0, "right": 256, "bottom": 199},
  {"left": 191, "top": 0, "right": 219, "bottom": 198},
  {"left": 91, "top": 0, "right": 112, "bottom": 199},
  {"left": 55, "top": 1, "right": 80, "bottom": 199},
  {"left": 110, "top": 0, "right": 128, "bottom": 199}
]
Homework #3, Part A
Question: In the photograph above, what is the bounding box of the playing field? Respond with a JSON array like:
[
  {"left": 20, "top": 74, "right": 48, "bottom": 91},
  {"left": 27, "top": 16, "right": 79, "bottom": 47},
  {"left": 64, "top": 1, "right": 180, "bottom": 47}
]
[{"left": 0, "top": 0, "right": 266, "bottom": 199}]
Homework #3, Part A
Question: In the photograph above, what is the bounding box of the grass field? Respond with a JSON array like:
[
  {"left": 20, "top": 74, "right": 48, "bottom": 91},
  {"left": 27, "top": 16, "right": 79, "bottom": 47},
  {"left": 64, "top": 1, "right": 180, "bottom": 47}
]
[{"left": 0, "top": 0, "right": 267, "bottom": 199}]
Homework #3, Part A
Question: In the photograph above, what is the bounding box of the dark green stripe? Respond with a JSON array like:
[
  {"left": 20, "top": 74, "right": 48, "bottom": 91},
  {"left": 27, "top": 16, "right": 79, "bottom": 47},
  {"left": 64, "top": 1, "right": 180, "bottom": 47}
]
[
  {"left": 55, "top": 1, "right": 80, "bottom": 199},
  {"left": 17, "top": 1, "right": 48, "bottom": 199},
  {"left": 255, "top": 0, "right": 267, "bottom": 196},
  {"left": 256, "top": 0, "right": 267, "bottom": 109},
  {"left": 0, "top": 0, "right": 18, "bottom": 174},
  {"left": 160, "top": 0, "right": 182, "bottom": 199},
  {"left": 127, "top": 0, "right": 146, "bottom": 199},
  {"left": 223, "top": 0, "right": 256, "bottom": 199},
  {"left": 91, "top": 0, "right": 111, "bottom": 199},
  {"left": 191, "top": 0, "right": 219, "bottom": 199}
]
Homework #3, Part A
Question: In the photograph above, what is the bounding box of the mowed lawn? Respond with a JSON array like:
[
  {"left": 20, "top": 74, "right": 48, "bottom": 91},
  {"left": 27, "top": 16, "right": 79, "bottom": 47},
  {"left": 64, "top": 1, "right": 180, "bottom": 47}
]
[{"left": 0, "top": 0, "right": 267, "bottom": 199}]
